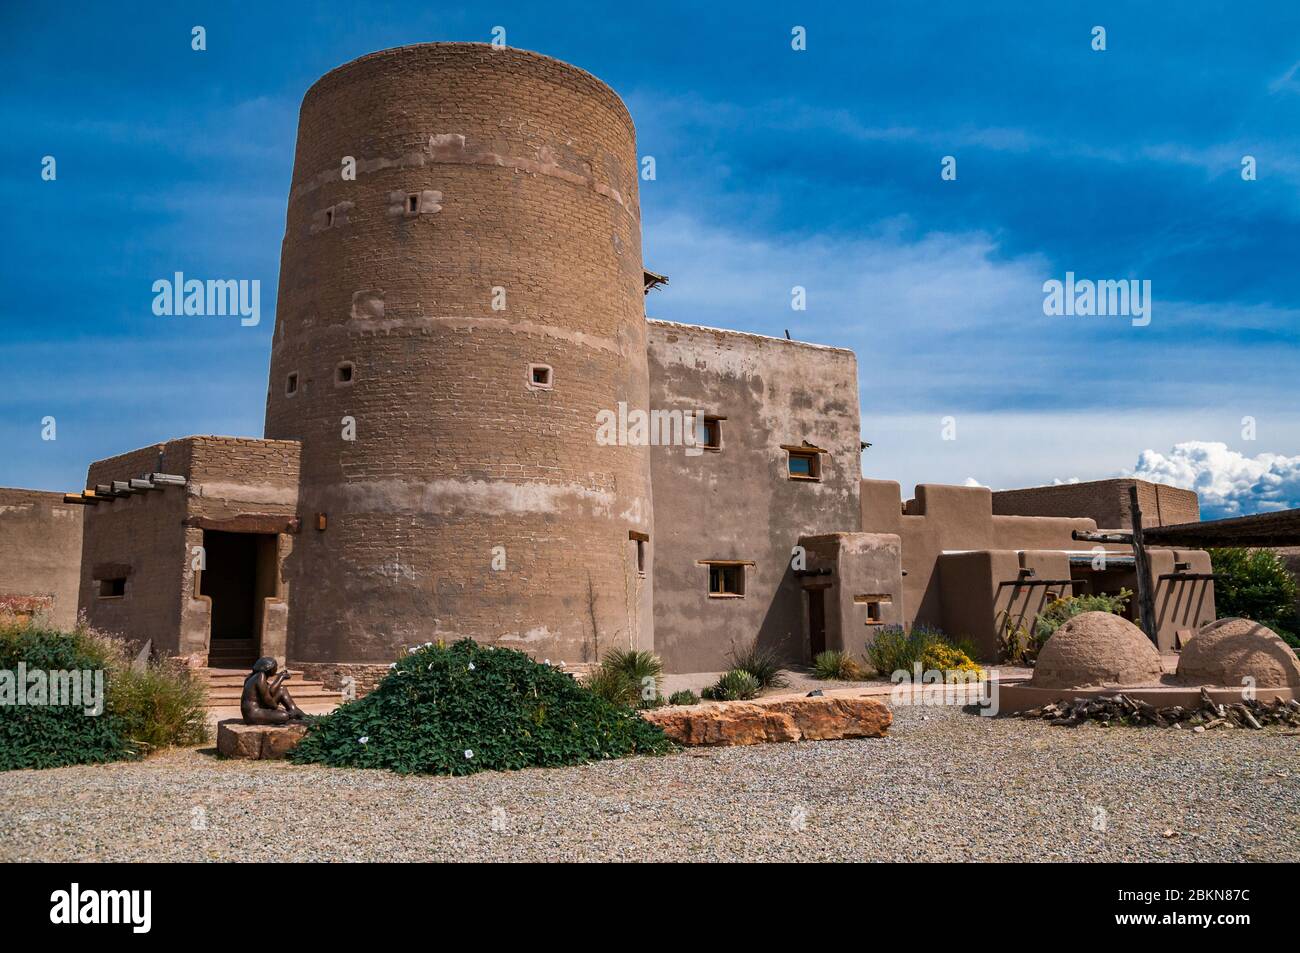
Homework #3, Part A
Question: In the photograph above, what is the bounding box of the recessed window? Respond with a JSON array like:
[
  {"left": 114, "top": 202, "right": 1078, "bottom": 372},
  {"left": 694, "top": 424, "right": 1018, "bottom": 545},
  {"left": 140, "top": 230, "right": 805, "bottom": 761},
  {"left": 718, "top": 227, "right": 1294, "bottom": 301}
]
[
  {"left": 787, "top": 450, "right": 821, "bottom": 481},
  {"left": 636, "top": 539, "right": 646, "bottom": 574},
  {"left": 702, "top": 416, "right": 722, "bottom": 451},
  {"left": 324, "top": 207, "right": 335, "bottom": 227},
  {"left": 854, "top": 594, "right": 892, "bottom": 625},
  {"left": 98, "top": 577, "right": 126, "bottom": 599},
  {"left": 707, "top": 564, "right": 746, "bottom": 598},
  {"left": 335, "top": 362, "right": 354, "bottom": 386},
  {"left": 527, "top": 363, "right": 553, "bottom": 390},
  {"left": 285, "top": 372, "right": 299, "bottom": 396},
  {"left": 407, "top": 193, "right": 420, "bottom": 214}
]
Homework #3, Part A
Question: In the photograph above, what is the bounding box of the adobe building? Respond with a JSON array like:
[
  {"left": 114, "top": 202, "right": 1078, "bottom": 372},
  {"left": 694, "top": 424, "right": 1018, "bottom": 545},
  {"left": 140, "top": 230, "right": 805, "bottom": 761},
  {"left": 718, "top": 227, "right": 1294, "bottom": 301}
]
[{"left": 0, "top": 43, "right": 1216, "bottom": 682}]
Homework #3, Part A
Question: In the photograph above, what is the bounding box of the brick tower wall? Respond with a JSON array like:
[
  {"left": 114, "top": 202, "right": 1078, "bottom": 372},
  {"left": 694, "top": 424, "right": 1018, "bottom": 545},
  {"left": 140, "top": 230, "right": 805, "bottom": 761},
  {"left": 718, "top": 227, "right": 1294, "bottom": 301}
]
[{"left": 265, "top": 44, "right": 653, "bottom": 666}]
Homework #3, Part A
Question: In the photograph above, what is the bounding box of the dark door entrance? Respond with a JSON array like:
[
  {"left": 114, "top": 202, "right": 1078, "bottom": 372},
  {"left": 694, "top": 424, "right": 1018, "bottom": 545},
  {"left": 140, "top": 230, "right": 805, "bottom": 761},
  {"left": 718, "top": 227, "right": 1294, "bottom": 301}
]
[
  {"left": 808, "top": 588, "right": 827, "bottom": 659},
  {"left": 201, "top": 530, "right": 276, "bottom": 668}
]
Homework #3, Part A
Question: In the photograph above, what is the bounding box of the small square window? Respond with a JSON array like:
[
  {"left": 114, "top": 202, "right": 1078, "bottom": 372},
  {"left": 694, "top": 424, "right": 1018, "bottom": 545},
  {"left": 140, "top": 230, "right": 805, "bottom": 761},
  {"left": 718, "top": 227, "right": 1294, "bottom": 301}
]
[
  {"left": 854, "top": 594, "right": 892, "bottom": 625},
  {"left": 707, "top": 564, "right": 745, "bottom": 597},
  {"left": 527, "top": 363, "right": 553, "bottom": 390},
  {"left": 336, "top": 362, "right": 354, "bottom": 385},
  {"left": 787, "top": 450, "right": 821, "bottom": 481},
  {"left": 702, "top": 417, "right": 722, "bottom": 450},
  {"left": 285, "top": 372, "right": 299, "bottom": 397},
  {"left": 98, "top": 577, "right": 126, "bottom": 598}
]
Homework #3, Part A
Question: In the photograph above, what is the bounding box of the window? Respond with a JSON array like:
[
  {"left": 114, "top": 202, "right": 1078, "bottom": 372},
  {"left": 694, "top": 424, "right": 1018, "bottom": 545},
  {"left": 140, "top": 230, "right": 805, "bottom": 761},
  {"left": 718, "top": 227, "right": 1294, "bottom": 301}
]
[
  {"left": 706, "top": 564, "right": 746, "bottom": 598},
  {"left": 702, "top": 416, "right": 722, "bottom": 451},
  {"left": 324, "top": 207, "right": 334, "bottom": 227},
  {"left": 336, "top": 362, "right": 354, "bottom": 386},
  {"left": 854, "top": 594, "right": 892, "bottom": 625},
  {"left": 285, "top": 372, "right": 299, "bottom": 396},
  {"left": 527, "top": 363, "right": 553, "bottom": 390},
  {"left": 407, "top": 193, "right": 420, "bottom": 214},
  {"left": 787, "top": 450, "right": 820, "bottom": 480},
  {"left": 98, "top": 577, "right": 126, "bottom": 599},
  {"left": 629, "top": 530, "right": 648, "bottom": 575}
]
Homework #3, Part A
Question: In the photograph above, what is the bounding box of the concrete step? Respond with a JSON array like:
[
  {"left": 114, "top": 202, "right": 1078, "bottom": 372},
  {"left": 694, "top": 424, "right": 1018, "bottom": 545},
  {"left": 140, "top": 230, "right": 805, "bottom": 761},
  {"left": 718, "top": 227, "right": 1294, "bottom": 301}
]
[{"left": 196, "top": 668, "right": 344, "bottom": 709}]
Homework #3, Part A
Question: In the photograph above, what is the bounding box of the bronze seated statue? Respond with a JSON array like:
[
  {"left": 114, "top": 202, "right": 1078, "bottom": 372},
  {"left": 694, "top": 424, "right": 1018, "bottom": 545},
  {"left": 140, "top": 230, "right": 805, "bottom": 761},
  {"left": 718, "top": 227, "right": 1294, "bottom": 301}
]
[{"left": 241, "top": 657, "right": 307, "bottom": 725}]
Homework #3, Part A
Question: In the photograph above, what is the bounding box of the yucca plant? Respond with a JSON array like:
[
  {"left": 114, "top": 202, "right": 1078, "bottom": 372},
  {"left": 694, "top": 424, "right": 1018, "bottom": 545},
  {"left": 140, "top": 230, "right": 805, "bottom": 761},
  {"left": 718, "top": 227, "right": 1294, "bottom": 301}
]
[
  {"left": 727, "top": 639, "right": 788, "bottom": 688},
  {"left": 701, "top": 668, "right": 761, "bottom": 701},
  {"left": 812, "top": 649, "right": 863, "bottom": 681}
]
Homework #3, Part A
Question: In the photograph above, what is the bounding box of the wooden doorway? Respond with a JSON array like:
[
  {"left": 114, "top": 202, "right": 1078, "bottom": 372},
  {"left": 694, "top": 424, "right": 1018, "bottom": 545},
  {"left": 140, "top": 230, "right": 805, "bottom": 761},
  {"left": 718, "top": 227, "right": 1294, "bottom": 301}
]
[
  {"left": 201, "top": 530, "right": 277, "bottom": 668},
  {"left": 807, "top": 588, "right": 827, "bottom": 659}
]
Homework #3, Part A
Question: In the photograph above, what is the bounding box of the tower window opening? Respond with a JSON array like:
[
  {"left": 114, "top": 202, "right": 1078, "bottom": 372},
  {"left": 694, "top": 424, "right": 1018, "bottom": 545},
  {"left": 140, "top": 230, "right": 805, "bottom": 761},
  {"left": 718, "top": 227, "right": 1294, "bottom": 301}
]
[
  {"left": 336, "top": 362, "right": 354, "bottom": 385},
  {"left": 407, "top": 193, "right": 420, "bottom": 214},
  {"left": 98, "top": 577, "right": 126, "bottom": 599},
  {"left": 285, "top": 372, "right": 299, "bottom": 396},
  {"left": 324, "top": 207, "right": 334, "bottom": 227},
  {"left": 528, "top": 363, "right": 553, "bottom": 390},
  {"left": 702, "top": 416, "right": 722, "bottom": 450}
]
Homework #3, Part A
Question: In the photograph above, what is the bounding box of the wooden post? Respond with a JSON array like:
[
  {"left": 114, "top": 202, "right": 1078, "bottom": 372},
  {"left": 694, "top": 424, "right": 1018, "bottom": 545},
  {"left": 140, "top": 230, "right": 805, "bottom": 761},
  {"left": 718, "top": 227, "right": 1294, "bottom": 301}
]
[{"left": 1129, "top": 485, "right": 1158, "bottom": 646}]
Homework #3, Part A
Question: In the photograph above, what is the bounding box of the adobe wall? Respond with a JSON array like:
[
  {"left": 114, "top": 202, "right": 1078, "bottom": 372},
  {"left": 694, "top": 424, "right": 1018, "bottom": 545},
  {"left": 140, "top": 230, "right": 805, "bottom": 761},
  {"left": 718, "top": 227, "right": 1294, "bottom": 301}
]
[
  {"left": 800, "top": 533, "right": 903, "bottom": 657},
  {"left": 0, "top": 488, "right": 84, "bottom": 629},
  {"left": 991, "top": 478, "right": 1200, "bottom": 528},
  {"left": 863, "top": 479, "right": 1216, "bottom": 656},
  {"left": 78, "top": 436, "right": 300, "bottom": 660},
  {"left": 265, "top": 43, "right": 653, "bottom": 667},
  {"left": 647, "top": 321, "right": 862, "bottom": 671}
]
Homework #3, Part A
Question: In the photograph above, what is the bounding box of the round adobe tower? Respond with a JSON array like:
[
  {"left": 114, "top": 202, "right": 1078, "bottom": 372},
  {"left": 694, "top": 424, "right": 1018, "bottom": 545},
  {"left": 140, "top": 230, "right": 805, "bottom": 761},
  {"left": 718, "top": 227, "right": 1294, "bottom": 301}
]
[{"left": 265, "top": 43, "right": 653, "bottom": 668}]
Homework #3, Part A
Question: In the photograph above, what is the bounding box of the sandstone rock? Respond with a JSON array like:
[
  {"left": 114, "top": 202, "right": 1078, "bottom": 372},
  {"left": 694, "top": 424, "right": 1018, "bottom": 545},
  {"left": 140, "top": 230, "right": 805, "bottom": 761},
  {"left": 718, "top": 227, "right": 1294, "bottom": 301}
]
[
  {"left": 217, "top": 720, "right": 308, "bottom": 760},
  {"left": 643, "top": 694, "right": 891, "bottom": 746}
]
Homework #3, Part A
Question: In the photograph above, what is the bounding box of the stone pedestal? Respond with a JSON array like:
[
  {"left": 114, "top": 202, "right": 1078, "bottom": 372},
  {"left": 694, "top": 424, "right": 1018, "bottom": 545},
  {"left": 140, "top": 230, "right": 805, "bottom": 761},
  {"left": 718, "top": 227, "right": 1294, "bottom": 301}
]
[{"left": 216, "top": 719, "right": 308, "bottom": 760}]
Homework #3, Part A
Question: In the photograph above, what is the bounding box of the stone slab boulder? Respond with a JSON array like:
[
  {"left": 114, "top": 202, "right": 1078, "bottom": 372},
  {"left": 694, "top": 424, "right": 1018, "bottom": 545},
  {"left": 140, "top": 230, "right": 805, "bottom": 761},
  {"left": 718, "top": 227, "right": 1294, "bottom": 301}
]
[
  {"left": 643, "top": 694, "right": 891, "bottom": 746},
  {"left": 217, "top": 719, "right": 308, "bottom": 760}
]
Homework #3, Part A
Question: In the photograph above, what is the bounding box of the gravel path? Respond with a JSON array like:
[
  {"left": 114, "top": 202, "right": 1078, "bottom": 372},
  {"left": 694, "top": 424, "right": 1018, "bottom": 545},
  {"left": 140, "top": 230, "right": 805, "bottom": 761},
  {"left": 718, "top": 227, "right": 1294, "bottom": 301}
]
[{"left": 2, "top": 707, "right": 1295, "bottom": 862}]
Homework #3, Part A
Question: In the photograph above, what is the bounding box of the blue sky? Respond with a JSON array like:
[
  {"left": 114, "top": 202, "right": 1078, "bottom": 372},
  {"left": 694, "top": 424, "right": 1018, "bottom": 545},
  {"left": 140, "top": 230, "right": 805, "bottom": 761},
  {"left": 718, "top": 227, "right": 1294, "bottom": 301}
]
[{"left": 2, "top": 1, "right": 1297, "bottom": 517}]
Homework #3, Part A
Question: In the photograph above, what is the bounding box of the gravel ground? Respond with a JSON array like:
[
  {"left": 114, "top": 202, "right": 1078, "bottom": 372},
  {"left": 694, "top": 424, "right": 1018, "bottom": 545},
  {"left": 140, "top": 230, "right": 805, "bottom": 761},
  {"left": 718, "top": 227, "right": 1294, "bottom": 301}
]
[{"left": 2, "top": 706, "right": 1296, "bottom": 862}]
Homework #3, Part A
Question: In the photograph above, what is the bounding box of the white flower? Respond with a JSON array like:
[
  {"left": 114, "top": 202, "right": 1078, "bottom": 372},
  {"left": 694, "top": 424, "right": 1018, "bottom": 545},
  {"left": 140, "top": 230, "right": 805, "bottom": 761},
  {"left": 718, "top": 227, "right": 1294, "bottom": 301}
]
[
  {"left": 388, "top": 662, "right": 397, "bottom": 669},
  {"left": 468, "top": 662, "right": 475, "bottom": 671},
  {"left": 424, "top": 641, "right": 433, "bottom": 647},
  {"left": 544, "top": 659, "right": 551, "bottom": 665},
  {"left": 464, "top": 749, "right": 474, "bottom": 759},
  {"left": 408, "top": 647, "right": 419, "bottom": 654},
  {"left": 358, "top": 736, "right": 369, "bottom": 745}
]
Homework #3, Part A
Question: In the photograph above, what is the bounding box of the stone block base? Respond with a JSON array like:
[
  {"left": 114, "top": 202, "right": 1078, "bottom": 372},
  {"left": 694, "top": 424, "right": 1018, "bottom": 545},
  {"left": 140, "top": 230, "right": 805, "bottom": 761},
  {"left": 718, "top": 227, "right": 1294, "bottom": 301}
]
[
  {"left": 642, "top": 694, "right": 892, "bottom": 746},
  {"left": 216, "top": 719, "right": 308, "bottom": 759}
]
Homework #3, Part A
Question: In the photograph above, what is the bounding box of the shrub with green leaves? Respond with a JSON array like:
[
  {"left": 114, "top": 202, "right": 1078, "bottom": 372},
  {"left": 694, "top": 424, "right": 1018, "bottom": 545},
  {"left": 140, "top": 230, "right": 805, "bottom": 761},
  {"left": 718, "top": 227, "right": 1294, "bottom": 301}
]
[
  {"left": 583, "top": 648, "right": 664, "bottom": 709},
  {"left": 289, "top": 639, "right": 672, "bottom": 775},
  {"left": 667, "top": 689, "right": 699, "bottom": 706},
  {"left": 865, "top": 624, "right": 944, "bottom": 676},
  {"left": 727, "top": 639, "right": 788, "bottom": 688},
  {"left": 0, "top": 620, "right": 209, "bottom": 770},
  {"left": 1032, "top": 589, "right": 1132, "bottom": 651},
  {"left": 1207, "top": 547, "right": 1300, "bottom": 647},
  {"left": 812, "top": 650, "right": 863, "bottom": 681},
  {"left": 701, "top": 668, "right": 761, "bottom": 701}
]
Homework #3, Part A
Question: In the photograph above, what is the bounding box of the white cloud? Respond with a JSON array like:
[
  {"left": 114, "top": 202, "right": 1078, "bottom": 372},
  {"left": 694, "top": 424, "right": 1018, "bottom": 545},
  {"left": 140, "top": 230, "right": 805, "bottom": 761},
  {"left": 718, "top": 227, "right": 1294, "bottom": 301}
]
[{"left": 1128, "top": 441, "right": 1300, "bottom": 518}]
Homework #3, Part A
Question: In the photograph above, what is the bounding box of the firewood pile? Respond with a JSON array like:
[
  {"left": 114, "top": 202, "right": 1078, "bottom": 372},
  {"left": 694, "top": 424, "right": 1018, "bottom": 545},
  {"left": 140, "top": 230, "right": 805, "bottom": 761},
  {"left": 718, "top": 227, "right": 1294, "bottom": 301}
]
[{"left": 1017, "top": 688, "right": 1300, "bottom": 730}]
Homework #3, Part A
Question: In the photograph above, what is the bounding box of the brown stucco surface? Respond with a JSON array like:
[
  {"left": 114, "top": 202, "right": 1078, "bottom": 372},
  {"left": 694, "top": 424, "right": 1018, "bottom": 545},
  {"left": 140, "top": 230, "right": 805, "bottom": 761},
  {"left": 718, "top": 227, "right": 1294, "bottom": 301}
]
[
  {"left": 1176, "top": 617, "right": 1300, "bottom": 688},
  {"left": 1031, "top": 611, "right": 1165, "bottom": 689},
  {"left": 78, "top": 436, "right": 299, "bottom": 659},
  {"left": 265, "top": 43, "right": 653, "bottom": 667},
  {"left": 0, "top": 489, "right": 84, "bottom": 629},
  {"left": 991, "top": 478, "right": 1200, "bottom": 528},
  {"left": 647, "top": 321, "right": 861, "bottom": 671}
]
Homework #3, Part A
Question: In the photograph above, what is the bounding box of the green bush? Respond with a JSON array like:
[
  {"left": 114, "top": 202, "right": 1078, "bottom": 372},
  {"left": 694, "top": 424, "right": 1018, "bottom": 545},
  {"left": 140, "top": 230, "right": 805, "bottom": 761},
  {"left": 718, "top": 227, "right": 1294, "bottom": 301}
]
[
  {"left": 1032, "top": 590, "right": 1132, "bottom": 651},
  {"left": 701, "top": 669, "right": 761, "bottom": 701},
  {"left": 667, "top": 689, "right": 699, "bottom": 706},
  {"left": 1208, "top": 548, "right": 1300, "bottom": 647},
  {"left": 865, "top": 624, "right": 944, "bottom": 676},
  {"left": 583, "top": 648, "right": 664, "bottom": 709},
  {"left": 812, "top": 650, "right": 863, "bottom": 681},
  {"left": 727, "top": 639, "right": 788, "bottom": 688},
  {"left": 0, "top": 621, "right": 209, "bottom": 770},
  {"left": 290, "top": 639, "right": 672, "bottom": 775}
]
